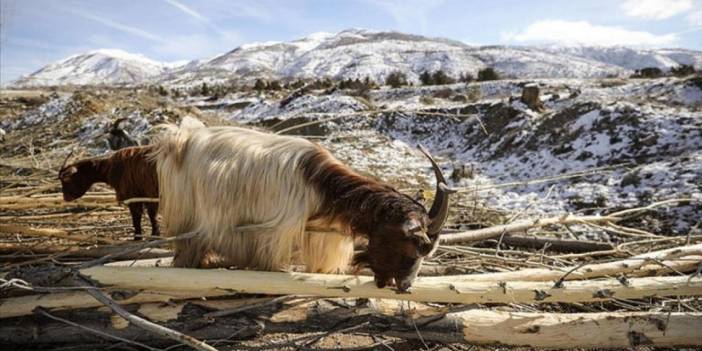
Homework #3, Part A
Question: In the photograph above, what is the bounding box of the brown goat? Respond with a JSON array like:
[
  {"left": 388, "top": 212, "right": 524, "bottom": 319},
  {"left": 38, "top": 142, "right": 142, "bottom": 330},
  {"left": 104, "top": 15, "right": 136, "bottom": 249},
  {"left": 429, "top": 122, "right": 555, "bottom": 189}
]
[{"left": 58, "top": 146, "right": 159, "bottom": 240}]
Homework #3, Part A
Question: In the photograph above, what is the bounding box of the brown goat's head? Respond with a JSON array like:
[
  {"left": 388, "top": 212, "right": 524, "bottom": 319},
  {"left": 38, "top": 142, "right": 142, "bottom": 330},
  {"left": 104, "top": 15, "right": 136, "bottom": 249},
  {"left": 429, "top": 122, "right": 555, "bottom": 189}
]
[
  {"left": 355, "top": 145, "right": 453, "bottom": 291},
  {"left": 57, "top": 151, "right": 94, "bottom": 202}
]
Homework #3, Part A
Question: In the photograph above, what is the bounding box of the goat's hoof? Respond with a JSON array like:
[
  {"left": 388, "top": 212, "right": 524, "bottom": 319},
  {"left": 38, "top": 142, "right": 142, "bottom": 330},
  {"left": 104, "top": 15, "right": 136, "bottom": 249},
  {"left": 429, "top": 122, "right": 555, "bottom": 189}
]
[{"left": 133, "top": 236, "right": 143, "bottom": 241}]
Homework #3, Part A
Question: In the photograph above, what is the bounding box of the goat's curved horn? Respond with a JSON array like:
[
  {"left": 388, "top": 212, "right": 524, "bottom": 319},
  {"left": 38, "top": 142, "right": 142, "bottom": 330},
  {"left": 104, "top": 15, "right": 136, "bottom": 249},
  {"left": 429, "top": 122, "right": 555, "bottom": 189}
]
[
  {"left": 417, "top": 145, "right": 454, "bottom": 236},
  {"left": 59, "top": 148, "right": 76, "bottom": 171},
  {"left": 111, "top": 117, "right": 128, "bottom": 131}
]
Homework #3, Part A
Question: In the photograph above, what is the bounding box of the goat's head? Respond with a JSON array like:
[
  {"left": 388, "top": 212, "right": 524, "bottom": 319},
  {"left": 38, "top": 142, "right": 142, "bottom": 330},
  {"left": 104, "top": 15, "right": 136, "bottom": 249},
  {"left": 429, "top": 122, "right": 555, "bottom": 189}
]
[
  {"left": 355, "top": 145, "right": 453, "bottom": 291},
  {"left": 57, "top": 150, "right": 92, "bottom": 201}
]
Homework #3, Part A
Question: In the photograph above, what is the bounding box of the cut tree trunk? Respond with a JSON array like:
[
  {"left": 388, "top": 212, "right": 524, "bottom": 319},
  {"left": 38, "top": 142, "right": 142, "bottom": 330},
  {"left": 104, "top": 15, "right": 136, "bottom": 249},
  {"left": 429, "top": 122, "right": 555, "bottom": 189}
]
[
  {"left": 388, "top": 309, "right": 702, "bottom": 348},
  {"left": 426, "top": 243, "right": 702, "bottom": 282},
  {"left": 77, "top": 266, "right": 702, "bottom": 305},
  {"left": 439, "top": 214, "right": 621, "bottom": 244},
  {"left": 497, "top": 234, "right": 614, "bottom": 252},
  {"left": 2, "top": 297, "right": 701, "bottom": 349}
]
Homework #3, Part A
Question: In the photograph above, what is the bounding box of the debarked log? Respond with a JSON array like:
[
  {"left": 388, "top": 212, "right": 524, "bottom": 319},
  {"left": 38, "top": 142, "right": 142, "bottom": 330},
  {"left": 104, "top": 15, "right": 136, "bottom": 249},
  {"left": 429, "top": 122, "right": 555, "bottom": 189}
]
[{"left": 1, "top": 297, "right": 701, "bottom": 349}]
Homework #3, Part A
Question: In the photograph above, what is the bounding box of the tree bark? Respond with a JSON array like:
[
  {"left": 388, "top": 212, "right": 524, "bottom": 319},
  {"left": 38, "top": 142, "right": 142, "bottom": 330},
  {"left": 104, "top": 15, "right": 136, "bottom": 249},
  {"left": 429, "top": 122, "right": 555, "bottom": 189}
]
[
  {"left": 426, "top": 243, "right": 702, "bottom": 282},
  {"left": 497, "top": 234, "right": 614, "bottom": 252},
  {"left": 439, "top": 214, "right": 621, "bottom": 244},
  {"left": 387, "top": 309, "right": 702, "bottom": 348},
  {"left": 2, "top": 297, "right": 701, "bottom": 349}
]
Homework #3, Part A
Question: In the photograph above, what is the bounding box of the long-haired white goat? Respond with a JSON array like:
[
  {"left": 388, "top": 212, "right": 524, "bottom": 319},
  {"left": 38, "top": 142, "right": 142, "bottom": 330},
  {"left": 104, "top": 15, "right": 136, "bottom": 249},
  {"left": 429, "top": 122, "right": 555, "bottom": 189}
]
[{"left": 152, "top": 121, "right": 451, "bottom": 290}]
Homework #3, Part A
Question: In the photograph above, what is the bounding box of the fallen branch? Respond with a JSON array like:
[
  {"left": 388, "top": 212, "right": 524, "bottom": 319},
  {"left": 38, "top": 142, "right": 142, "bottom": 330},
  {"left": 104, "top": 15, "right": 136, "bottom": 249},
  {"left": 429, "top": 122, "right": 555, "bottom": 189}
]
[
  {"left": 390, "top": 309, "right": 702, "bottom": 348},
  {"left": 0, "top": 224, "right": 118, "bottom": 245},
  {"left": 440, "top": 199, "right": 697, "bottom": 245},
  {"left": 428, "top": 243, "right": 702, "bottom": 282},
  {"left": 439, "top": 214, "right": 619, "bottom": 244},
  {"left": 79, "top": 266, "right": 702, "bottom": 305},
  {"left": 78, "top": 275, "right": 218, "bottom": 351},
  {"left": 497, "top": 234, "right": 614, "bottom": 252},
  {"left": 5, "top": 297, "right": 702, "bottom": 348}
]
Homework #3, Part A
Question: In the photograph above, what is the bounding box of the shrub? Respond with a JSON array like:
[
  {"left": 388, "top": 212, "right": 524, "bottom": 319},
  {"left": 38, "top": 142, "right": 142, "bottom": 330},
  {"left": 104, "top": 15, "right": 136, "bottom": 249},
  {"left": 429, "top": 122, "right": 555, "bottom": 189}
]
[
  {"left": 466, "top": 85, "right": 481, "bottom": 102},
  {"left": 459, "top": 72, "right": 474, "bottom": 83},
  {"left": 200, "top": 82, "right": 210, "bottom": 96},
  {"left": 254, "top": 79, "right": 268, "bottom": 91},
  {"left": 432, "top": 70, "right": 456, "bottom": 85},
  {"left": 419, "top": 71, "right": 433, "bottom": 86},
  {"left": 432, "top": 88, "right": 453, "bottom": 99},
  {"left": 385, "top": 71, "right": 408, "bottom": 88},
  {"left": 671, "top": 64, "right": 695, "bottom": 77},
  {"left": 632, "top": 67, "right": 663, "bottom": 79},
  {"left": 477, "top": 67, "right": 500, "bottom": 81},
  {"left": 268, "top": 80, "right": 282, "bottom": 90},
  {"left": 419, "top": 95, "right": 434, "bottom": 105}
]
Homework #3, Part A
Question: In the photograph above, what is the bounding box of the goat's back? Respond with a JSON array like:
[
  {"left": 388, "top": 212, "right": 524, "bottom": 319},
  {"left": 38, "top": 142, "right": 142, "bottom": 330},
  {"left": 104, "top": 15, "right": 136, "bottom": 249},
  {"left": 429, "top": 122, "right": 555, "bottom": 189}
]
[{"left": 107, "top": 146, "right": 158, "bottom": 201}]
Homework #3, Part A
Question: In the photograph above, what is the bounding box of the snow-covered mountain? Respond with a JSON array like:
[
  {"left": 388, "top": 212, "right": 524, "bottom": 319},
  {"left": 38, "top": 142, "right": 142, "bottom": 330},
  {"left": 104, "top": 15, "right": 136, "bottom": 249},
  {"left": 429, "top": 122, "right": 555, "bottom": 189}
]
[
  {"left": 12, "top": 29, "right": 702, "bottom": 87},
  {"left": 12, "top": 49, "right": 179, "bottom": 87}
]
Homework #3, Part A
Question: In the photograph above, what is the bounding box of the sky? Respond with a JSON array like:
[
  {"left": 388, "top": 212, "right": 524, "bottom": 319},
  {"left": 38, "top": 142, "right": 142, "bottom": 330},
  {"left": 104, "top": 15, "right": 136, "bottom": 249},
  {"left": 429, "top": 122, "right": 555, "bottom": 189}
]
[{"left": 2, "top": 0, "right": 702, "bottom": 85}]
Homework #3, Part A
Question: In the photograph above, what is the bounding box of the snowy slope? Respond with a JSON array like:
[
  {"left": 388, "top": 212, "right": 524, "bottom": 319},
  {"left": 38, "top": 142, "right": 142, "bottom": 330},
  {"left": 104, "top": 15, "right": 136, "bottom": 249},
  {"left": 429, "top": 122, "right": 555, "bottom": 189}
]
[
  {"left": 12, "top": 49, "right": 177, "bottom": 87},
  {"left": 13, "top": 29, "right": 702, "bottom": 87},
  {"left": 544, "top": 46, "right": 702, "bottom": 71}
]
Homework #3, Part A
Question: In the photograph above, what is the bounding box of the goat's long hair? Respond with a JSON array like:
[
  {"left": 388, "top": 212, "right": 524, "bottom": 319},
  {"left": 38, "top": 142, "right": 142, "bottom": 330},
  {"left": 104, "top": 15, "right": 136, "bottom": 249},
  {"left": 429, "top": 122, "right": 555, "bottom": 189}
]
[{"left": 151, "top": 123, "right": 354, "bottom": 272}]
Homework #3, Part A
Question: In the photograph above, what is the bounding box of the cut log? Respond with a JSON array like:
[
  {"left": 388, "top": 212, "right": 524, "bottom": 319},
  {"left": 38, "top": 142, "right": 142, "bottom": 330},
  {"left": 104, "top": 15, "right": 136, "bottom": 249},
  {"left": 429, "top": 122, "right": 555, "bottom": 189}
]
[
  {"left": 2, "top": 297, "right": 701, "bottom": 349},
  {"left": 0, "top": 194, "right": 117, "bottom": 210},
  {"left": 0, "top": 289, "right": 227, "bottom": 319},
  {"left": 5, "top": 268, "right": 701, "bottom": 318},
  {"left": 0, "top": 244, "right": 172, "bottom": 261},
  {"left": 0, "top": 224, "right": 118, "bottom": 244},
  {"left": 80, "top": 266, "right": 701, "bottom": 304},
  {"left": 388, "top": 309, "right": 702, "bottom": 348},
  {"left": 104, "top": 255, "right": 701, "bottom": 280},
  {"left": 497, "top": 234, "right": 614, "bottom": 252},
  {"left": 427, "top": 243, "right": 702, "bottom": 282},
  {"left": 439, "top": 214, "right": 620, "bottom": 244}
]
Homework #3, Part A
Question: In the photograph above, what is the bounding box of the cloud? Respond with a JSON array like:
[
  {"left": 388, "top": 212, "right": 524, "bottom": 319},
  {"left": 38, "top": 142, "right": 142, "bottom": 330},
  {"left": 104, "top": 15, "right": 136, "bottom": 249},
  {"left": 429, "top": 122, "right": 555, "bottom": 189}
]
[
  {"left": 364, "top": 0, "right": 444, "bottom": 33},
  {"left": 503, "top": 20, "right": 677, "bottom": 46},
  {"left": 688, "top": 10, "right": 702, "bottom": 25},
  {"left": 163, "top": 0, "right": 207, "bottom": 22},
  {"left": 621, "top": 0, "right": 694, "bottom": 20},
  {"left": 69, "top": 9, "right": 164, "bottom": 42}
]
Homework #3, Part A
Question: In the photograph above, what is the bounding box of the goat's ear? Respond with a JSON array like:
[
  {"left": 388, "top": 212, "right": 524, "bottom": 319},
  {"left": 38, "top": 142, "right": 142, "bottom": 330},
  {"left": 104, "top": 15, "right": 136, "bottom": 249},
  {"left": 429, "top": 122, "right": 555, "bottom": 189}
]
[{"left": 59, "top": 166, "right": 78, "bottom": 179}]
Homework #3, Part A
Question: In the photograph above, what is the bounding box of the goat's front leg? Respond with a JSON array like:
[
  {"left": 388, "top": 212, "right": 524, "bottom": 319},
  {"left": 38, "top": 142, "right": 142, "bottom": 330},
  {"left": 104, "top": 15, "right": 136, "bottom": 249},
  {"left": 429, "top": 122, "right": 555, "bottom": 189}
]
[{"left": 128, "top": 203, "right": 144, "bottom": 240}]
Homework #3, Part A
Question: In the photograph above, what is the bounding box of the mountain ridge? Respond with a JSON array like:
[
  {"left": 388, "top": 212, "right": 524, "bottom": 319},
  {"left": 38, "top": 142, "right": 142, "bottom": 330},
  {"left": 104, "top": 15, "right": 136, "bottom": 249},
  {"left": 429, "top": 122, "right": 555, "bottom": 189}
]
[{"left": 11, "top": 29, "right": 702, "bottom": 87}]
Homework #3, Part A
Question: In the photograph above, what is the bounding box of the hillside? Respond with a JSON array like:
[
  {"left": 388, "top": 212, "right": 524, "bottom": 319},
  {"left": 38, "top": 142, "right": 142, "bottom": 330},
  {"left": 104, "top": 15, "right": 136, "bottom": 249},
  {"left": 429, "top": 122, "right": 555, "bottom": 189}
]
[{"left": 11, "top": 29, "right": 702, "bottom": 87}]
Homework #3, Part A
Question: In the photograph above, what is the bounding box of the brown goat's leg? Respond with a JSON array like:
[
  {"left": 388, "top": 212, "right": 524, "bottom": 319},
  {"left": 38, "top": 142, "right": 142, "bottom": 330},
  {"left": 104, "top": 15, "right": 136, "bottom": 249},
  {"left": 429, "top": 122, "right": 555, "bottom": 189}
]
[
  {"left": 146, "top": 203, "right": 159, "bottom": 238},
  {"left": 127, "top": 203, "right": 144, "bottom": 241}
]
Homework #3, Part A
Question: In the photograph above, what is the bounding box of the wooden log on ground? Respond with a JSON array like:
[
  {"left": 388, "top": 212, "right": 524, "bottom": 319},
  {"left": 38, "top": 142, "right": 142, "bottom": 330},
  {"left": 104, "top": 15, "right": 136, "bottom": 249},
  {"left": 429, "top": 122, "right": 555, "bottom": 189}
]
[
  {"left": 2, "top": 297, "right": 701, "bottom": 349},
  {"left": 0, "top": 194, "right": 117, "bottom": 210},
  {"left": 427, "top": 243, "right": 702, "bottom": 282},
  {"left": 5, "top": 267, "right": 701, "bottom": 318},
  {"left": 81, "top": 266, "right": 701, "bottom": 304},
  {"left": 0, "top": 289, "right": 229, "bottom": 319},
  {"left": 0, "top": 244, "right": 172, "bottom": 261},
  {"left": 0, "top": 224, "right": 118, "bottom": 245},
  {"left": 497, "top": 234, "right": 614, "bottom": 252},
  {"left": 439, "top": 214, "right": 622, "bottom": 244},
  {"left": 104, "top": 255, "right": 701, "bottom": 279},
  {"left": 388, "top": 309, "right": 702, "bottom": 348}
]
